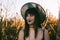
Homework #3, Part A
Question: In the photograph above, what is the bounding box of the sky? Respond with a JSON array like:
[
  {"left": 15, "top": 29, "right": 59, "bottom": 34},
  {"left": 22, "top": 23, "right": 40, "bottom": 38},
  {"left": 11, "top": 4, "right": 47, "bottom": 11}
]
[{"left": 0, "top": 0, "right": 60, "bottom": 20}]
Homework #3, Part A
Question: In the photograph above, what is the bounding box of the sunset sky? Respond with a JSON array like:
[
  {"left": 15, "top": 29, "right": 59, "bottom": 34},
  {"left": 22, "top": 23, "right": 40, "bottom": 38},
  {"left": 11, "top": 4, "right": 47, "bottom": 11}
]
[{"left": 0, "top": 0, "right": 60, "bottom": 20}]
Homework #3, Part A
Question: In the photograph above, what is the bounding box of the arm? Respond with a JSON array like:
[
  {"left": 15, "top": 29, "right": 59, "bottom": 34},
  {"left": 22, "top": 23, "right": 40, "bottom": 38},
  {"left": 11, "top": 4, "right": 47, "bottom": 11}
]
[
  {"left": 18, "top": 30, "right": 24, "bottom": 40},
  {"left": 44, "top": 29, "right": 50, "bottom": 40}
]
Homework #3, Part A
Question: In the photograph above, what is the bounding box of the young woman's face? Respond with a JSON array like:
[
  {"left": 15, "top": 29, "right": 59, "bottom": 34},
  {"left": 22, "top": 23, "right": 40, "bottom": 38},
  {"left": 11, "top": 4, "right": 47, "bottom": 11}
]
[{"left": 26, "top": 13, "right": 35, "bottom": 25}]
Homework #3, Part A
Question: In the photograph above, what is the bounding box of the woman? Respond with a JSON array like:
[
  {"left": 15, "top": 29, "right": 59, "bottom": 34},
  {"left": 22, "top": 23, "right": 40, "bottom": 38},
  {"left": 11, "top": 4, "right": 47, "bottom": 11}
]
[{"left": 18, "top": 2, "right": 50, "bottom": 40}]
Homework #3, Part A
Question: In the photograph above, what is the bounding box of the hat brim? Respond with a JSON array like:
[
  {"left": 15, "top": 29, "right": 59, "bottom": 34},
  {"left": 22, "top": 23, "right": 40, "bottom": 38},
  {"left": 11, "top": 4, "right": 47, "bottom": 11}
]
[{"left": 21, "top": 2, "right": 46, "bottom": 23}]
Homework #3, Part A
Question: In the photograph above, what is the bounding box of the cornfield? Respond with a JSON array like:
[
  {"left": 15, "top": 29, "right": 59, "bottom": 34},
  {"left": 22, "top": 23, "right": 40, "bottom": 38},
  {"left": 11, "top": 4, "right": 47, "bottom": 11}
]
[{"left": 0, "top": 7, "right": 58, "bottom": 40}]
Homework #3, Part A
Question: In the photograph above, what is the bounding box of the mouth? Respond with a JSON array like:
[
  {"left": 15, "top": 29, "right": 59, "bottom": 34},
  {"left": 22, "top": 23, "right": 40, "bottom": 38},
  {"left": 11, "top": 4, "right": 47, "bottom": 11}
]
[
  {"left": 28, "top": 20, "right": 31, "bottom": 22},
  {"left": 27, "top": 20, "right": 34, "bottom": 25},
  {"left": 28, "top": 20, "right": 32, "bottom": 22}
]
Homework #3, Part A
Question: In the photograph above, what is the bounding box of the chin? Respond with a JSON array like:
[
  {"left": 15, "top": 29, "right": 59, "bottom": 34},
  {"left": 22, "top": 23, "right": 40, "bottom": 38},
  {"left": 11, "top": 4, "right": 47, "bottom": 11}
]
[
  {"left": 28, "top": 23, "right": 32, "bottom": 25},
  {"left": 28, "top": 22, "right": 33, "bottom": 25}
]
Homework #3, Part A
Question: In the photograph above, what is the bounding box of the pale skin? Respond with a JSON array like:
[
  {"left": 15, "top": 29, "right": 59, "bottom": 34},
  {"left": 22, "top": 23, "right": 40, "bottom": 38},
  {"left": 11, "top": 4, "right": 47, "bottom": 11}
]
[
  {"left": 18, "top": 14, "right": 50, "bottom": 40},
  {"left": 26, "top": 14, "right": 35, "bottom": 26}
]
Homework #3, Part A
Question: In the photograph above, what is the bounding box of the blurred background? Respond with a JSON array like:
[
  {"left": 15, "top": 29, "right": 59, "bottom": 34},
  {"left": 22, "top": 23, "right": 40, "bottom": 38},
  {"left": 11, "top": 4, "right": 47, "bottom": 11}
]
[{"left": 0, "top": 0, "right": 60, "bottom": 40}]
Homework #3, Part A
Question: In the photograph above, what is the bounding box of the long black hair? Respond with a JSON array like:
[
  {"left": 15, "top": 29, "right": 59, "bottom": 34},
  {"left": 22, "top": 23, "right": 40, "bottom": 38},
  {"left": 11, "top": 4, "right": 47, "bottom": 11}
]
[{"left": 24, "top": 8, "right": 46, "bottom": 40}]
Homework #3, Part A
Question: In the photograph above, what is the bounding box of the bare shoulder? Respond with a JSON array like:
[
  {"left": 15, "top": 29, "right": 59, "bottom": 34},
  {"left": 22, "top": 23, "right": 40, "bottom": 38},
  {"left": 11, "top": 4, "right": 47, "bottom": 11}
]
[
  {"left": 44, "top": 29, "right": 50, "bottom": 40},
  {"left": 18, "top": 30, "right": 24, "bottom": 40},
  {"left": 38, "top": 28, "right": 48, "bottom": 33},
  {"left": 44, "top": 29, "right": 48, "bottom": 33},
  {"left": 19, "top": 30, "right": 24, "bottom": 35},
  {"left": 38, "top": 28, "right": 48, "bottom": 32},
  {"left": 38, "top": 28, "right": 43, "bottom": 34},
  {"left": 36, "top": 28, "right": 50, "bottom": 40},
  {"left": 38, "top": 28, "right": 43, "bottom": 31}
]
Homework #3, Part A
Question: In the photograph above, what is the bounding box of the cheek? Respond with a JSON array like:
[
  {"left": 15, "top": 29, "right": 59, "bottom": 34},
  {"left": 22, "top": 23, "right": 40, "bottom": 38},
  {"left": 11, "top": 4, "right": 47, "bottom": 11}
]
[
  {"left": 31, "top": 16, "right": 35, "bottom": 22},
  {"left": 26, "top": 16, "right": 28, "bottom": 20}
]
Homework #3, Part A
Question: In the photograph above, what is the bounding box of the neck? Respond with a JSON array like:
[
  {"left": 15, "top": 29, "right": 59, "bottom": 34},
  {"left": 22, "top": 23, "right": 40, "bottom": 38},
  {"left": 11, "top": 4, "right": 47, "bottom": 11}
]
[{"left": 29, "top": 24, "right": 34, "bottom": 28}]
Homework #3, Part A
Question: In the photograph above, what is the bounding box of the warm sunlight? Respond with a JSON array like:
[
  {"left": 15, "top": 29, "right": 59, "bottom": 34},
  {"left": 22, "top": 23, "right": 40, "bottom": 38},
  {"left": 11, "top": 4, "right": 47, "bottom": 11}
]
[
  {"left": 0, "top": 0, "right": 60, "bottom": 40},
  {"left": 1, "top": 0, "right": 59, "bottom": 20}
]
